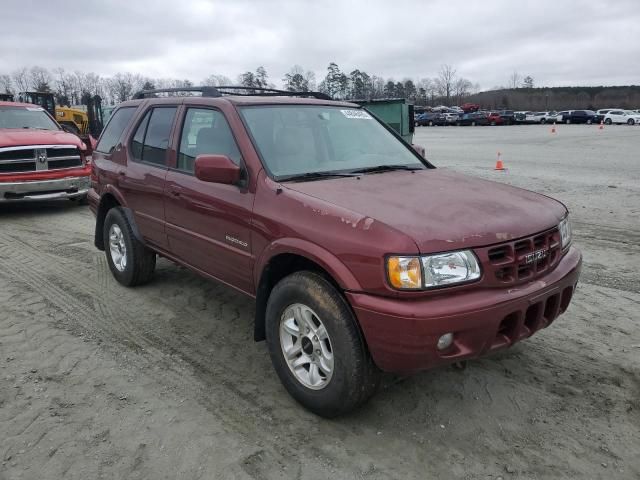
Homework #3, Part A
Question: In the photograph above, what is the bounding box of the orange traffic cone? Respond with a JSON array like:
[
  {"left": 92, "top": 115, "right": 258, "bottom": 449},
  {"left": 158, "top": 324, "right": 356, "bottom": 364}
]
[
  {"left": 599, "top": 121, "right": 604, "bottom": 130},
  {"left": 495, "top": 152, "right": 506, "bottom": 171},
  {"left": 551, "top": 124, "right": 556, "bottom": 134}
]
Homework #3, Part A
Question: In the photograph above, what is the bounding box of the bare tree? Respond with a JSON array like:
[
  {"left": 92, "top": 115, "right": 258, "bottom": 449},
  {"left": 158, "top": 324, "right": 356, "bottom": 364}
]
[
  {"left": 418, "top": 78, "right": 435, "bottom": 104},
  {"left": 11, "top": 68, "right": 30, "bottom": 93},
  {"left": 108, "top": 72, "right": 143, "bottom": 102},
  {"left": 0, "top": 74, "right": 13, "bottom": 93},
  {"left": 508, "top": 71, "right": 521, "bottom": 89},
  {"left": 454, "top": 78, "right": 473, "bottom": 104},
  {"left": 29, "top": 66, "right": 52, "bottom": 92},
  {"left": 202, "top": 74, "right": 232, "bottom": 86},
  {"left": 435, "top": 65, "right": 456, "bottom": 105}
]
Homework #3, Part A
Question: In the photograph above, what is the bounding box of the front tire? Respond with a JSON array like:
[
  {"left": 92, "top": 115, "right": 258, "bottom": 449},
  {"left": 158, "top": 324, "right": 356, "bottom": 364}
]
[
  {"left": 103, "top": 207, "right": 156, "bottom": 287},
  {"left": 605, "top": 118, "right": 612, "bottom": 125},
  {"left": 540, "top": 118, "right": 547, "bottom": 124},
  {"left": 628, "top": 119, "right": 635, "bottom": 125},
  {"left": 265, "top": 271, "right": 380, "bottom": 417}
]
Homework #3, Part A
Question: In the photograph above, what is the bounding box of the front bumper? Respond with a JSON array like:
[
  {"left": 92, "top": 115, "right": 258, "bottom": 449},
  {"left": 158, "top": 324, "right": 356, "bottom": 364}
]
[
  {"left": 348, "top": 247, "right": 582, "bottom": 374},
  {"left": 0, "top": 175, "right": 90, "bottom": 202}
]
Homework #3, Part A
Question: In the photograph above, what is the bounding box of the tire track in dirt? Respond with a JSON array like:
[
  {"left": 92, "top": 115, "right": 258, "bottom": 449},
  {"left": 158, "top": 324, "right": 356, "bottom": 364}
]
[{"left": 0, "top": 230, "right": 406, "bottom": 479}]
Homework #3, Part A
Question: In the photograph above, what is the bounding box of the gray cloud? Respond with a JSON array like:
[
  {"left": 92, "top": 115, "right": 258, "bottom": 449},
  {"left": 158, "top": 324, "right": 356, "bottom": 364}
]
[{"left": 1, "top": 0, "right": 639, "bottom": 88}]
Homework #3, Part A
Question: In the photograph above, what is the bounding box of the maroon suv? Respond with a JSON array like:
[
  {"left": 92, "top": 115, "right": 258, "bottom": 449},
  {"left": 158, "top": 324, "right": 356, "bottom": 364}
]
[{"left": 89, "top": 87, "right": 581, "bottom": 417}]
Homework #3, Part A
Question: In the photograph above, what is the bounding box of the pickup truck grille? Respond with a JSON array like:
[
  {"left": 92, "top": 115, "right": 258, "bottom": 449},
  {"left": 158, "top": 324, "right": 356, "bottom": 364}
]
[
  {"left": 475, "top": 227, "right": 562, "bottom": 286},
  {"left": 0, "top": 145, "right": 83, "bottom": 174}
]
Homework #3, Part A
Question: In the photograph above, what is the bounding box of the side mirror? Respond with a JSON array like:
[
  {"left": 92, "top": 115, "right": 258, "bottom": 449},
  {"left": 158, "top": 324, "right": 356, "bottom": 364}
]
[{"left": 194, "top": 154, "right": 241, "bottom": 184}]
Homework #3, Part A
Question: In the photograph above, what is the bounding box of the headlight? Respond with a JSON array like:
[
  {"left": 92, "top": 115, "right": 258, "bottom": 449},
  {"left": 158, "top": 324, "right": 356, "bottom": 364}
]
[
  {"left": 387, "top": 250, "right": 481, "bottom": 290},
  {"left": 559, "top": 215, "right": 572, "bottom": 249}
]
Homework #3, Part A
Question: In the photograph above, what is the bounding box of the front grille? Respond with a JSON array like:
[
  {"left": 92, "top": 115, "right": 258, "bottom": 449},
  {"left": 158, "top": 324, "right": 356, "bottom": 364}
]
[
  {"left": 0, "top": 145, "right": 83, "bottom": 174},
  {"left": 475, "top": 227, "right": 562, "bottom": 286}
]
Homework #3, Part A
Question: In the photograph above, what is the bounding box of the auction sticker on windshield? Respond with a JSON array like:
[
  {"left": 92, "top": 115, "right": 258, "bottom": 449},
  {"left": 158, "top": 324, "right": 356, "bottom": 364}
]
[{"left": 341, "top": 109, "right": 372, "bottom": 119}]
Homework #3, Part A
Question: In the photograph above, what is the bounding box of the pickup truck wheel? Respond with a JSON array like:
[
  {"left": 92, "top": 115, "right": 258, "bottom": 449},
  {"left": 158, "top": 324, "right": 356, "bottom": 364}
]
[
  {"left": 265, "top": 271, "right": 380, "bottom": 417},
  {"left": 103, "top": 207, "right": 156, "bottom": 287}
]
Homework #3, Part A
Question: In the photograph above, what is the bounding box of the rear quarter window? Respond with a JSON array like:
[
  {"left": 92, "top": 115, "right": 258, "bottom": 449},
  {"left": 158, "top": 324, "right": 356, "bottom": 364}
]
[{"left": 96, "top": 107, "right": 137, "bottom": 154}]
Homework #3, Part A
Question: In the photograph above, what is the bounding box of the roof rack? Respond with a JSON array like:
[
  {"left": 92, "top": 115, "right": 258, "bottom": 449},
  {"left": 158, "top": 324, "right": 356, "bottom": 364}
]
[{"left": 132, "top": 85, "right": 331, "bottom": 101}]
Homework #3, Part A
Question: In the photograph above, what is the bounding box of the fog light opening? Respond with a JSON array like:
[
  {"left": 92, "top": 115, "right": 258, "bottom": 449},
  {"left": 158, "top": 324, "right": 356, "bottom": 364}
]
[{"left": 437, "top": 333, "right": 454, "bottom": 351}]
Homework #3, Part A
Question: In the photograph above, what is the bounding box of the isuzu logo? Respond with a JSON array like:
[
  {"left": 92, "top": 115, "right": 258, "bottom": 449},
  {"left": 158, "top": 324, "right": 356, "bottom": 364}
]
[{"left": 525, "top": 249, "right": 548, "bottom": 265}]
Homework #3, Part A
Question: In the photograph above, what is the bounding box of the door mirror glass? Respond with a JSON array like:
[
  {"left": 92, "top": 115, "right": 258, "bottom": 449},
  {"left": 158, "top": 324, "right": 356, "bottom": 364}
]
[{"left": 194, "top": 154, "right": 241, "bottom": 184}]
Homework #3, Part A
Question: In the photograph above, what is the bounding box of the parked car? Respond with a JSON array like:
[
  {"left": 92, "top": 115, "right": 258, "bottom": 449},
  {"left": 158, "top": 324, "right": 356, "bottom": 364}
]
[
  {"left": 554, "top": 111, "right": 571, "bottom": 123},
  {"left": 559, "top": 110, "right": 597, "bottom": 124},
  {"left": 444, "top": 112, "right": 461, "bottom": 124},
  {"left": 604, "top": 109, "right": 640, "bottom": 125},
  {"left": 487, "top": 112, "right": 504, "bottom": 125},
  {"left": 416, "top": 112, "right": 446, "bottom": 126},
  {"left": 514, "top": 111, "right": 531, "bottom": 123},
  {"left": 498, "top": 110, "right": 515, "bottom": 125},
  {"left": 461, "top": 103, "right": 480, "bottom": 113},
  {"left": 0, "top": 100, "right": 91, "bottom": 203},
  {"left": 456, "top": 111, "right": 489, "bottom": 126},
  {"left": 90, "top": 87, "right": 582, "bottom": 417},
  {"left": 525, "top": 111, "right": 556, "bottom": 124}
]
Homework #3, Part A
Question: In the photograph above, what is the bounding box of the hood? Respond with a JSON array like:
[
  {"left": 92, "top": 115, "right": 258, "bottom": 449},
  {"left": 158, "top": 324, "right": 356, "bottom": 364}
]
[
  {"left": 284, "top": 169, "right": 567, "bottom": 253},
  {"left": 0, "top": 129, "right": 84, "bottom": 149}
]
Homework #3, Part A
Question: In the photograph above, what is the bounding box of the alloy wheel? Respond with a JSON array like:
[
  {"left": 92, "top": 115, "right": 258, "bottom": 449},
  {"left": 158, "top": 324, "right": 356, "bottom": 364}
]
[
  {"left": 279, "top": 303, "right": 334, "bottom": 390},
  {"left": 109, "top": 224, "right": 127, "bottom": 272}
]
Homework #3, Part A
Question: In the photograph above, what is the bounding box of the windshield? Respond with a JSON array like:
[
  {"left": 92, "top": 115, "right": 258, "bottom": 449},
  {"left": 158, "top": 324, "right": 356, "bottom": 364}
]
[
  {"left": 239, "top": 105, "right": 425, "bottom": 178},
  {"left": 0, "top": 106, "right": 60, "bottom": 130}
]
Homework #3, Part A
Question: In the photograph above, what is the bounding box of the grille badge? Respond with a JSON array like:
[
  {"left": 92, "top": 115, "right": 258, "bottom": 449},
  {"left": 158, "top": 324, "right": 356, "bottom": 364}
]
[
  {"left": 525, "top": 248, "right": 548, "bottom": 265},
  {"left": 34, "top": 148, "right": 48, "bottom": 170}
]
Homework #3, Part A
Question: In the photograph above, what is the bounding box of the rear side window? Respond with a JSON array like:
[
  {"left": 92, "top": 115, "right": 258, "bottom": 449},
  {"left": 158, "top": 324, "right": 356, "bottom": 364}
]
[
  {"left": 130, "top": 107, "right": 177, "bottom": 166},
  {"left": 96, "top": 107, "right": 136, "bottom": 154}
]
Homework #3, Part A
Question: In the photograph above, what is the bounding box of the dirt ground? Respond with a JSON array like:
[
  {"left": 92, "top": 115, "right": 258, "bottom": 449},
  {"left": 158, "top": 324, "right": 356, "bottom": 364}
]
[{"left": 1, "top": 124, "right": 639, "bottom": 479}]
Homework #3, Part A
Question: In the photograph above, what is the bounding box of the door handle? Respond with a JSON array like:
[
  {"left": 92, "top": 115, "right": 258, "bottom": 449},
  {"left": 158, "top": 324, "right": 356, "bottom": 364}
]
[{"left": 169, "top": 186, "right": 183, "bottom": 197}]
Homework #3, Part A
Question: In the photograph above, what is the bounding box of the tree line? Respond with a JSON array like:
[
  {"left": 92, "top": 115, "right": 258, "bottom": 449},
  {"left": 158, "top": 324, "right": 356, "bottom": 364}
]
[
  {"left": 0, "top": 63, "right": 489, "bottom": 107},
  {"left": 6, "top": 63, "right": 627, "bottom": 110}
]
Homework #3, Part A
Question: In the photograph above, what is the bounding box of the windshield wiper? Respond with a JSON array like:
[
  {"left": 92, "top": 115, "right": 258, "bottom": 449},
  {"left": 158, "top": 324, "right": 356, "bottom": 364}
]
[
  {"left": 278, "top": 171, "right": 360, "bottom": 182},
  {"left": 348, "top": 164, "right": 424, "bottom": 174}
]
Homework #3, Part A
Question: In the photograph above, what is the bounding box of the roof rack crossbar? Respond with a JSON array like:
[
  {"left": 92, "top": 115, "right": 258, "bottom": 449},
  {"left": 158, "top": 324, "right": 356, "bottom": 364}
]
[
  {"left": 132, "top": 85, "right": 331, "bottom": 101},
  {"left": 132, "top": 86, "right": 222, "bottom": 99}
]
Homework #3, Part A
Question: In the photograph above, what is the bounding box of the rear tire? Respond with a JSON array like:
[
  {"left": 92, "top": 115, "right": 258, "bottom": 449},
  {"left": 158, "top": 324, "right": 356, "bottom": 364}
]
[
  {"left": 628, "top": 119, "right": 635, "bottom": 125},
  {"left": 103, "top": 207, "right": 156, "bottom": 287},
  {"left": 265, "top": 271, "right": 380, "bottom": 417},
  {"left": 565, "top": 119, "right": 571, "bottom": 124}
]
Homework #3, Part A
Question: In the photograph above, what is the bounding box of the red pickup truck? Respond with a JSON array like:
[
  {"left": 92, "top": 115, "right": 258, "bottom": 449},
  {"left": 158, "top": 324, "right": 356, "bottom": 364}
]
[
  {"left": 89, "top": 87, "right": 581, "bottom": 417},
  {"left": 0, "top": 101, "right": 91, "bottom": 203}
]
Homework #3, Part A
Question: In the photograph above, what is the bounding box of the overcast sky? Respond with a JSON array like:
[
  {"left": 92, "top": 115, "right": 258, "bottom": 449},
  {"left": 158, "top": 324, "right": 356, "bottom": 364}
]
[{"left": 2, "top": 0, "right": 639, "bottom": 89}]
